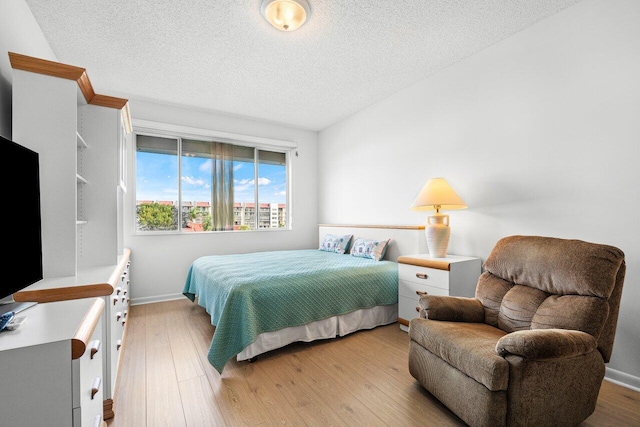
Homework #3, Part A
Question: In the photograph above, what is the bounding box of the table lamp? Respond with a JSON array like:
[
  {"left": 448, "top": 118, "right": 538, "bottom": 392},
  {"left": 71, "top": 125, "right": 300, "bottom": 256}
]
[{"left": 410, "top": 177, "right": 467, "bottom": 258}]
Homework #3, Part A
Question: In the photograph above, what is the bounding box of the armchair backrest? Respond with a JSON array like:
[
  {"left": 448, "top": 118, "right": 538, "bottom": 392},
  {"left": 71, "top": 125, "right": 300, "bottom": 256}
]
[{"left": 476, "top": 235, "right": 625, "bottom": 362}]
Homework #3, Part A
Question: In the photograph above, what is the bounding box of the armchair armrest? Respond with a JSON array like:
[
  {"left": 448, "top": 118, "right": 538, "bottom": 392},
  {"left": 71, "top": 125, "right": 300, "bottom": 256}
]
[
  {"left": 496, "top": 329, "right": 597, "bottom": 360},
  {"left": 419, "top": 295, "right": 485, "bottom": 322}
]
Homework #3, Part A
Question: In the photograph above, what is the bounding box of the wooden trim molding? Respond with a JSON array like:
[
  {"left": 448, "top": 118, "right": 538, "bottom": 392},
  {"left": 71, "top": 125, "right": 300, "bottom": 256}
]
[
  {"left": 13, "top": 283, "right": 114, "bottom": 303},
  {"left": 108, "top": 248, "right": 132, "bottom": 289},
  {"left": 90, "top": 94, "right": 128, "bottom": 109},
  {"left": 318, "top": 224, "right": 425, "bottom": 230},
  {"left": 398, "top": 317, "right": 410, "bottom": 327},
  {"left": 8, "top": 52, "right": 132, "bottom": 129},
  {"left": 397, "top": 256, "right": 451, "bottom": 270},
  {"left": 71, "top": 298, "right": 105, "bottom": 359},
  {"left": 103, "top": 399, "right": 115, "bottom": 420}
]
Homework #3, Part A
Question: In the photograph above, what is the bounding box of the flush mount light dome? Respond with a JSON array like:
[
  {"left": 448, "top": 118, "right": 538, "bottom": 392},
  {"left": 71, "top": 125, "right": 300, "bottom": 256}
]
[{"left": 261, "top": 0, "right": 310, "bottom": 32}]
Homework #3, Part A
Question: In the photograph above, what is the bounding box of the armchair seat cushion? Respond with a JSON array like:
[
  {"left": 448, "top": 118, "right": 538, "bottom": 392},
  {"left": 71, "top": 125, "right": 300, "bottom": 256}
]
[{"left": 410, "top": 318, "right": 509, "bottom": 391}]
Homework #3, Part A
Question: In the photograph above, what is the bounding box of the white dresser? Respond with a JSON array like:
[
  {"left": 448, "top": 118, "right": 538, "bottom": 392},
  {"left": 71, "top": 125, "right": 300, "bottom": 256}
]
[
  {"left": 0, "top": 298, "right": 105, "bottom": 427},
  {"left": 397, "top": 254, "right": 482, "bottom": 331},
  {"left": 13, "top": 249, "right": 131, "bottom": 420}
]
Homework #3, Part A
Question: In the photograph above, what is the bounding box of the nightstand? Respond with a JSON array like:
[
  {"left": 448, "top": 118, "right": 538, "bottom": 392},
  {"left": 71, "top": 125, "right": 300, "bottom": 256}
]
[{"left": 397, "top": 254, "right": 482, "bottom": 331}]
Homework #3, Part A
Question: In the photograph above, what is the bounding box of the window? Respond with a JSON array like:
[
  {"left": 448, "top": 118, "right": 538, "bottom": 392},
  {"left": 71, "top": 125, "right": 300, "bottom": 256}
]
[{"left": 134, "top": 129, "right": 291, "bottom": 233}]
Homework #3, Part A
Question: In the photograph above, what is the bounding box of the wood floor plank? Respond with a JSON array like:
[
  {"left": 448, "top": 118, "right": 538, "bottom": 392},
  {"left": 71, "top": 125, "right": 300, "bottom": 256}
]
[
  {"left": 296, "top": 339, "right": 422, "bottom": 425},
  {"left": 178, "top": 375, "right": 228, "bottom": 427},
  {"left": 145, "top": 302, "right": 187, "bottom": 427},
  {"left": 278, "top": 349, "right": 386, "bottom": 426},
  {"left": 334, "top": 328, "right": 465, "bottom": 424},
  {"left": 166, "top": 299, "right": 205, "bottom": 382},
  {"left": 257, "top": 349, "right": 348, "bottom": 426},
  {"left": 186, "top": 301, "right": 270, "bottom": 426},
  {"left": 109, "top": 304, "right": 147, "bottom": 427},
  {"left": 231, "top": 360, "right": 308, "bottom": 426},
  {"left": 107, "top": 299, "right": 640, "bottom": 427}
]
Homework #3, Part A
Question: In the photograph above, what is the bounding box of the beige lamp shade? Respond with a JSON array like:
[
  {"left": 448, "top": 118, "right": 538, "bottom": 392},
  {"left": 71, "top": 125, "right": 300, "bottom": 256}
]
[{"left": 410, "top": 177, "right": 467, "bottom": 212}]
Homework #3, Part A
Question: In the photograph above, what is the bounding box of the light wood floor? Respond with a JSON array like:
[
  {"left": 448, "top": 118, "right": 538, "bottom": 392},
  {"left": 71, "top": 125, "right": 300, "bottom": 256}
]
[{"left": 107, "top": 299, "right": 640, "bottom": 427}]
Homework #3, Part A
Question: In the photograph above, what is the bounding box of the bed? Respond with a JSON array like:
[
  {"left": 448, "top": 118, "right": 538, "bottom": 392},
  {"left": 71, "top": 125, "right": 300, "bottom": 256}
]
[{"left": 182, "top": 224, "right": 426, "bottom": 373}]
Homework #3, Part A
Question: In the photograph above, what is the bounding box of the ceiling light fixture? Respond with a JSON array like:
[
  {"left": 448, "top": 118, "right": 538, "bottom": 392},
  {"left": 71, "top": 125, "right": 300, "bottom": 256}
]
[{"left": 260, "top": 0, "right": 310, "bottom": 32}]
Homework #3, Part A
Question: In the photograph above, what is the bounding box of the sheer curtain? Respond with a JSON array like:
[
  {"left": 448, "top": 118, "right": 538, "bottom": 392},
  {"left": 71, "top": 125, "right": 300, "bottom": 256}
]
[{"left": 211, "top": 142, "right": 235, "bottom": 231}]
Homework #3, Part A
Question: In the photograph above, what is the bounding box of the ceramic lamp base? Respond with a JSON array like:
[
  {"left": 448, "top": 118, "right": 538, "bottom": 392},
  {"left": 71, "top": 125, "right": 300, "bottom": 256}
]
[{"left": 425, "top": 213, "right": 450, "bottom": 258}]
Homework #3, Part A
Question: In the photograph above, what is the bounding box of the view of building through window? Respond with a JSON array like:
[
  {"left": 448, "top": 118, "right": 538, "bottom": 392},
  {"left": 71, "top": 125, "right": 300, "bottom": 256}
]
[{"left": 135, "top": 133, "right": 288, "bottom": 233}]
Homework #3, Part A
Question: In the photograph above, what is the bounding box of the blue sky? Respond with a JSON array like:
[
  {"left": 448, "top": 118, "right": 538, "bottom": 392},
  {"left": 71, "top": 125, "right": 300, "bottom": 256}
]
[{"left": 136, "top": 151, "right": 286, "bottom": 205}]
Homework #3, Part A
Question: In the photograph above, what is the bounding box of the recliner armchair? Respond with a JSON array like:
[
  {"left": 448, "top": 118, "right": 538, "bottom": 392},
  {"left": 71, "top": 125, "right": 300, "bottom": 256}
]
[{"left": 408, "top": 235, "right": 626, "bottom": 427}]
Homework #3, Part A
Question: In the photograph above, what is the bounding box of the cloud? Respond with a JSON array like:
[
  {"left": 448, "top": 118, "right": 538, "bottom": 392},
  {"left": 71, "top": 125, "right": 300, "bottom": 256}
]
[
  {"left": 233, "top": 177, "right": 272, "bottom": 186},
  {"left": 182, "top": 176, "right": 208, "bottom": 187},
  {"left": 257, "top": 177, "right": 271, "bottom": 186}
]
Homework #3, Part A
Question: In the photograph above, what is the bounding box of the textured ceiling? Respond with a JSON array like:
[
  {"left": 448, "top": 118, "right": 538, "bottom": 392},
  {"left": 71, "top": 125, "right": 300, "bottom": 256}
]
[{"left": 25, "top": 0, "right": 583, "bottom": 131}]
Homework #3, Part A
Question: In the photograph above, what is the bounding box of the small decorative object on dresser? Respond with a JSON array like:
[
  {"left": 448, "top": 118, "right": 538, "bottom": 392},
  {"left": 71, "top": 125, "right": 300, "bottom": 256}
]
[{"left": 397, "top": 254, "right": 481, "bottom": 331}]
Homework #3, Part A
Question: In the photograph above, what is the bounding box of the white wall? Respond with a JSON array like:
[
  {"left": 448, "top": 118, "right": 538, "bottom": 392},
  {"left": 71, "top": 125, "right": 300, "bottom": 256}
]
[
  {"left": 319, "top": 0, "right": 640, "bottom": 384},
  {"left": 125, "top": 99, "right": 319, "bottom": 304},
  {"left": 0, "top": 0, "right": 56, "bottom": 138}
]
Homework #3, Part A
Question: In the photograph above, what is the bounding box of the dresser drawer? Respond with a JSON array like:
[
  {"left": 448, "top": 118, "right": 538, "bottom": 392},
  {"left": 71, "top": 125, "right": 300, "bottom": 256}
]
[
  {"left": 72, "top": 314, "right": 104, "bottom": 427},
  {"left": 399, "top": 263, "right": 449, "bottom": 290}
]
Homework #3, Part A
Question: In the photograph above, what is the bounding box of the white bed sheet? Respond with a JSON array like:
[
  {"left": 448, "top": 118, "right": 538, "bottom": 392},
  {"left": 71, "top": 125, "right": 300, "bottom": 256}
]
[{"left": 237, "top": 304, "right": 398, "bottom": 361}]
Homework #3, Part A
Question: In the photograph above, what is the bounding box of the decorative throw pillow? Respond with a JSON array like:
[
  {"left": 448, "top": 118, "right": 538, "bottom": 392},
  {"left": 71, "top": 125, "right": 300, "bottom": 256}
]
[
  {"left": 350, "top": 238, "right": 391, "bottom": 261},
  {"left": 319, "top": 234, "right": 353, "bottom": 254}
]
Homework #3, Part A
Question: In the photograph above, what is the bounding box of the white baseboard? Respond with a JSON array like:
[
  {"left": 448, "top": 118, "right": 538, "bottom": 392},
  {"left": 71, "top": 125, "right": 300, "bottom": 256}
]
[
  {"left": 131, "top": 293, "right": 185, "bottom": 306},
  {"left": 605, "top": 367, "right": 640, "bottom": 392}
]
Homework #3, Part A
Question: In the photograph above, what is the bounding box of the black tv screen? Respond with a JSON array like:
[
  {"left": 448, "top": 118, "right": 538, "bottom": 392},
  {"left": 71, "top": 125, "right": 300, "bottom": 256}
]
[{"left": 0, "top": 135, "right": 43, "bottom": 302}]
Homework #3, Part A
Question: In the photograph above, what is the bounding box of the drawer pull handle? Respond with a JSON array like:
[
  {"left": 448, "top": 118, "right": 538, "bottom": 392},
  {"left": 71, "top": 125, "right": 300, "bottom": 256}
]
[
  {"left": 116, "top": 311, "right": 122, "bottom": 321},
  {"left": 415, "top": 306, "right": 420, "bottom": 312},
  {"left": 122, "top": 319, "right": 126, "bottom": 327},
  {"left": 91, "top": 377, "right": 101, "bottom": 400},
  {"left": 116, "top": 287, "right": 122, "bottom": 295},
  {"left": 117, "top": 339, "right": 122, "bottom": 351},
  {"left": 416, "top": 290, "right": 428, "bottom": 297},
  {"left": 416, "top": 273, "right": 428, "bottom": 280},
  {"left": 122, "top": 296, "right": 126, "bottom": 303},
  {"left": 112, "top": 296, "right": 118, "bottom": 306},
  {"left": 90, "top": 340, "right": 101, "bottom": 359}
]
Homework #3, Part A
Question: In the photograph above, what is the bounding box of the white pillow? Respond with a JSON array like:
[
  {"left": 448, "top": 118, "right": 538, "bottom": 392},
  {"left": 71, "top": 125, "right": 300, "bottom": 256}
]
[
  {"left": 350, "top": 237, "right": 391, "bottom": 261},
  {"left": 319, "top": 234, "right": 353, "bottom": 254}
]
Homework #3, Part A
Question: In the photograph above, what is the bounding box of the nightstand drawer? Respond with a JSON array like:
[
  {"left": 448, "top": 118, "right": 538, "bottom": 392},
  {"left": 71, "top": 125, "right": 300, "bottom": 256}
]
[
  {"left": 399, "top": 263, "right": 449, "bottom": 290},
  {"left": 398, "top": 295, "right": 421, "bottom": 322},
  {"left": 398, "top": 285, "right": 449, "bottom": 323},
  {"left": 398, "top": 279, "right": 449, "bottom": 299}
]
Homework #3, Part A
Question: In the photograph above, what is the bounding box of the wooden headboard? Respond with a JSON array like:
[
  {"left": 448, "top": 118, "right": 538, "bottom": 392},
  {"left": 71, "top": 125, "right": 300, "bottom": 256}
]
[{"left": 318, "top": 224, "right": 427, "bottom": 262}]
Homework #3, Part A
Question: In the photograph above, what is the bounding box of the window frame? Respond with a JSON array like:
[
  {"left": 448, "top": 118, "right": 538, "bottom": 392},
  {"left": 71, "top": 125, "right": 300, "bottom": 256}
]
[{"left": 132, "top": 119, "right": 296, "bottom": 235}]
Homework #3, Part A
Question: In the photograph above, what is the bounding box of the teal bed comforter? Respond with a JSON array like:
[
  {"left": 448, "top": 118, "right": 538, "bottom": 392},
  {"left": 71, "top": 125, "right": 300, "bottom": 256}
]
[{"left": 183, "top": 249, "right": 398, "bottom": 373}]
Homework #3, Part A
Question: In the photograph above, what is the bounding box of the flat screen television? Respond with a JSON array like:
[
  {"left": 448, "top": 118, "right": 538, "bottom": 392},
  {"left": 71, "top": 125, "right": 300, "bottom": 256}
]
[{"left": 0, "top": 135, "right": 43, "bottom": 315}]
